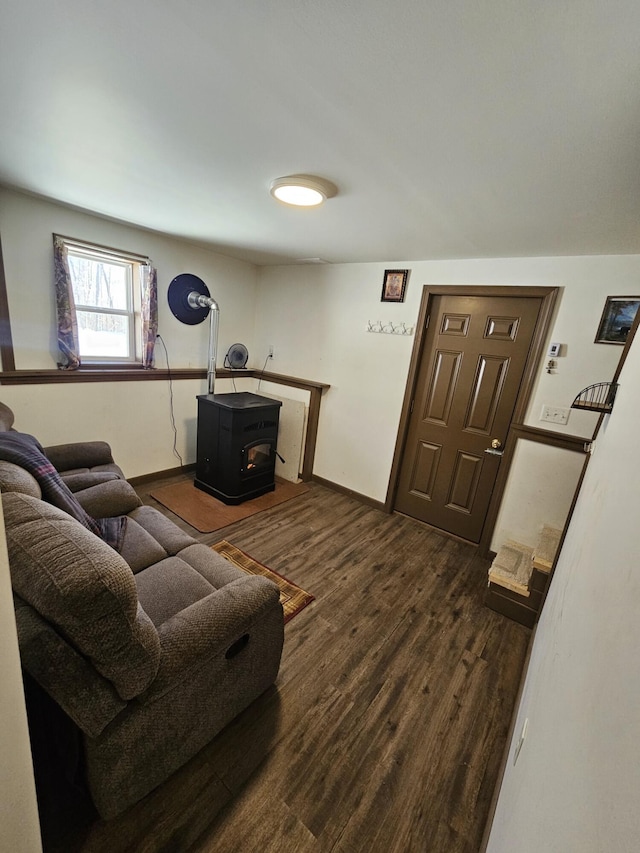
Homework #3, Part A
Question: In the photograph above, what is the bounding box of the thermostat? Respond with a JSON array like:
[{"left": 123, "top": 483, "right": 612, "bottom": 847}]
[{"left": 547, "top": 342, "right": 562, "bottom": 357}]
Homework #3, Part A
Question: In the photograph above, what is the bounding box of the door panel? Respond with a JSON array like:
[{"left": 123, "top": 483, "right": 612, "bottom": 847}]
[
  {"left": 411, "top": 441, "right": 441, "bottom": 499},
  {"left": 465, "top": 355, "right": 509, "bottom": 433},
  {"left": 395, "top": 293, "right": 541, "bottom": 543},
  {"left": 485, "top": 315, "right": 520, "bottom": 340},
  {"left": 447, "top": 450, "right": 482, "bottom": 513},
  {"left": 441, "top": 313, "right": 470, "bottom": 336},
  {"left": 425, "top": 350, "right": 461, "bottom": 424}
]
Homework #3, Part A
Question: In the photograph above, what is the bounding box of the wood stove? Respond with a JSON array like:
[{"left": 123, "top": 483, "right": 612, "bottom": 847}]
[{"left": 195, "top": 392, "right": 282, "bottom": 505}]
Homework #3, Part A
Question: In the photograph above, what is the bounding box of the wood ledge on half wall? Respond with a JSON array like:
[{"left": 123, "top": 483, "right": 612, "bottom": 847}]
[
  {"left": 0, "top": 367, "right": 329, "bottom": 484},
  {"left": 0, "top": 366, "right": 331, "bottom": 391}
]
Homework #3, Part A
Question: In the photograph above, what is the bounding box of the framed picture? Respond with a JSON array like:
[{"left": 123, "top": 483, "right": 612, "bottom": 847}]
[
  {"left": 594, "top": 296, "right": 640, "bottom": 344},
  {"left": 381, "top": 269, "right": 409, "bottom": 303}
]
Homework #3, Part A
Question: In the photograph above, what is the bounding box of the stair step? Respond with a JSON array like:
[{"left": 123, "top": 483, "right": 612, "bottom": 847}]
[
  {"left": 532, "top": 524, "right": 562, "bottom": 573},
  {"left": 529, "top": 566, "right": 552, "bottom": 594},
  {"left": 485, "top": 584, "right": 538, "bottom": 629},
  {"left": 488, "top": 540, "right": 534, "bottom": 597}
]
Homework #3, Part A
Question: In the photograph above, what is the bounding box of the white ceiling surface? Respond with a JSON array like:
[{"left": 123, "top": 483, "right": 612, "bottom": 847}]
[{"left": 1, "top": 0, "right": 640, "bottom": 266}]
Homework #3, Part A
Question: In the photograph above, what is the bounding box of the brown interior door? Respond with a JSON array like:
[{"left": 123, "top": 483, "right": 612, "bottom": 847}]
[{"left": 394, "top": 293, "right": 542, "bottom": 543}]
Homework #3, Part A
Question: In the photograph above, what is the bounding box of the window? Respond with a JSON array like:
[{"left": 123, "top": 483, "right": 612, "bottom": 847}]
[{"left": 62, "top": 239, "right": 147, "bottom": 363}]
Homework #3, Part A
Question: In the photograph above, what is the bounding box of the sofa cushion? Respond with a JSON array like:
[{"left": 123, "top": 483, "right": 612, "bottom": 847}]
[
  {"left": 134, "top": 543, "right": 266, "bottom": 628},
  {"left": 61, "top": 471, "right": 121, "bottom": 493},
  {"left": 3, "top": 491, "right": 160, "bottom": 700},
  {"left": 119, "top": 517, "right": 168, "bottom": 574},
  {"left": 73, "top": 479, "right": 143, "bottom": 518},
  {"left": 43, "top": 441, "right": 122, "bottom": 475},
  {"left": 60, "top": 464, "right": 124, "bottom": 479},
  {"left": 135, "top": 557, "right": 216, "bottom": 626},
  {"left": 0, "top": 460, "right": 42, "bottom": 498},
  {"left": 128, "top": 505, "right": 197, "bottom": 555},
  {"left": 177, "top": 542, "right": 249, "bottom": 588}
]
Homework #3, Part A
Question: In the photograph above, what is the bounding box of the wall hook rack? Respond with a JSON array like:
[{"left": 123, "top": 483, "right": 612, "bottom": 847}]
[{"left": 366, "top": 320, "right": 414, "bottom": 335}]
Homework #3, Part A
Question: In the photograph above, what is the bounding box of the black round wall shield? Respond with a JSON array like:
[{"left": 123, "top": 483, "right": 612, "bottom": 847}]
[{"left": 168, "top": 273, "right": 211, "bottom": 325}]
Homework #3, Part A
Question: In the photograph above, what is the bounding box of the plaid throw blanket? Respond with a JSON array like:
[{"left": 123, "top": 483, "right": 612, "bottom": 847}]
[{"left": 0, "top": 431, "right": 126, "bottom": 551}]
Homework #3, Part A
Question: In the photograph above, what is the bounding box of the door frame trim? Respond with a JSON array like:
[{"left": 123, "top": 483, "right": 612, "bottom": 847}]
[{"left": 385, "top": 284, "right": 559, "bottom": 554}]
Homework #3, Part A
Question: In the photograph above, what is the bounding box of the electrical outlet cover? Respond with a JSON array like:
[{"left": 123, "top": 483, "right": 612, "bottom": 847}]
[{"left": 540, "top": 405, "right": 570, "bottom": 425}]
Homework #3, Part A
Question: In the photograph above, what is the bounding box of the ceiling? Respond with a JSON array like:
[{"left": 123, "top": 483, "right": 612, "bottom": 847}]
[{"left": 1, "top": 0, "right": 640, "bottom": 266}]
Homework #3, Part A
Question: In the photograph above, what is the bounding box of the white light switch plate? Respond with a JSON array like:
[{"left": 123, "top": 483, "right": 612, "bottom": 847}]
[{"left": 540, "top": 405, "right": 570, "bottom": 425}]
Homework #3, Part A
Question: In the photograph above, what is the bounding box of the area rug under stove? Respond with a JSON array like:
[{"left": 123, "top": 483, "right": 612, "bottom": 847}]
[
  {"left": 149, "top": 477, "right": 309, "bottom": 533},
  {"left": 212, "top": 540, "right": 314, "bottom": 623}
]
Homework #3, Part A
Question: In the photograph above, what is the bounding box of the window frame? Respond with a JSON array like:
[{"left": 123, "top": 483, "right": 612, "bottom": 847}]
[{"left": 58, "top": 236, "right": 148, "bottom": 366}]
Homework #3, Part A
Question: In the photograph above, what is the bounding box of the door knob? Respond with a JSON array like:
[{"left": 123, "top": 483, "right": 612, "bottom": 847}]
[{"left": 484, "top": 438, "right": 504, "bottom": 457}]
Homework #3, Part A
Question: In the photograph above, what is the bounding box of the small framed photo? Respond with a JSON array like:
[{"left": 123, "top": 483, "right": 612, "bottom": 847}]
[
  {"left": 381, "top": 269, "right": 409, "bottom": 303},
  {"left": 594, "top": 296, "right": 640, "bottom": 344}
]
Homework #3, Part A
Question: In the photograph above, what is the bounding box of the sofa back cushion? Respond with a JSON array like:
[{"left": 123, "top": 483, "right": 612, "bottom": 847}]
[{"left": 3, "top": 491, "right": 160, "bottom": 699}]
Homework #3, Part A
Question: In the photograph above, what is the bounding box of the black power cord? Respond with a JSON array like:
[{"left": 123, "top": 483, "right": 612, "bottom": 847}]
[
  {"left": 256, "top": 353, "right": 271, "bottom": 391},
  {"left": 156, "top": 334, "right": 184, "bottom": 467}
]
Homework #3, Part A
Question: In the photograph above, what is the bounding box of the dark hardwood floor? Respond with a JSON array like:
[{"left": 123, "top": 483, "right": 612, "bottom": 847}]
[{"left": 55, "top": 474, "right": 530, "bottom": 853}]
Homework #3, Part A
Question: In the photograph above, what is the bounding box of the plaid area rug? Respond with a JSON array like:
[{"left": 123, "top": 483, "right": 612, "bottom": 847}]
[{"left": 212, "top": 540, "right": 314, "bottom": 623}]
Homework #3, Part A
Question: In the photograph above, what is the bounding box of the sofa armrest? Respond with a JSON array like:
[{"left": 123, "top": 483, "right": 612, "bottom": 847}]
[
  {"left": 14, "top": 595, "right": 126, "bottom": 737},
  {"left": 74, "top": 479, "right": 143, "bottom": 517},
  {"left": 141, "top": 575, "right": 283, "bottom": 702},
  {"left": 44, "top": 441, "right": 117, "bottom": 473}
]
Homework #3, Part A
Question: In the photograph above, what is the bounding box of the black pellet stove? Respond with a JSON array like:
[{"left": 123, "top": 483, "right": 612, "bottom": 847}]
[{"left": 195, "top": 392, "right": 282, "bottom": 505}]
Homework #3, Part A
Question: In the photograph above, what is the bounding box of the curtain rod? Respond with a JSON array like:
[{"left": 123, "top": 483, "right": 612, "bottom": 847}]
[{"left": 53, "top": 233, "right": 151, "bottom": 265}]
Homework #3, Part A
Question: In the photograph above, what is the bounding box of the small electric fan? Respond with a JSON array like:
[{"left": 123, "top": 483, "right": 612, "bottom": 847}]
[{"left": 224, "top": 343, "right": 249, "bottom": 369}]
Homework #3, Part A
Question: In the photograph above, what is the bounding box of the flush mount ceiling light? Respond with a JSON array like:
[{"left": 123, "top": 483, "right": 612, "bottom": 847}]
[{"left": 270, "top": 174, "right": 337, "bottom": 207}]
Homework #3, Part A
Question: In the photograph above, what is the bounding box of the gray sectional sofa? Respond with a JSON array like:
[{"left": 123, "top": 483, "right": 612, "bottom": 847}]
[{"left": 1, "top": 408, "right": 284, "bottom": 819}]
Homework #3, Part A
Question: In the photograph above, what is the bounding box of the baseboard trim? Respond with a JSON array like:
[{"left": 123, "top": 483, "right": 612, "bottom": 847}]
[
  {"left": 311, "top": 475, "right": 386, "bottom": 512},
  {"left": 128, "top": 463, "right": 195, "bottom": 486},
  {"left": 393, "top": 510, "right": 480, "bottom": 548}
]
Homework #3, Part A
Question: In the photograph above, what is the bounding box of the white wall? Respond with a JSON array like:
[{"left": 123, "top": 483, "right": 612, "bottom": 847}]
[
  {"left": 255, "top": 257, "right": 638, "bottom": 543},
  {"left": 491, "top": 440, "right": 586, "bottom": 550},
  {"left": 0, "top": 188, "right": 258, "bottom": 474},
  {"left": 0, "top": 505, "right": 43, "bottom": 853},
  {"left": 486, "top": 331, "right": 640, "bottom": 852}
]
